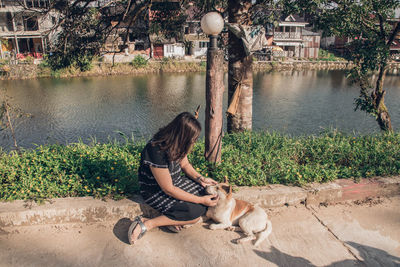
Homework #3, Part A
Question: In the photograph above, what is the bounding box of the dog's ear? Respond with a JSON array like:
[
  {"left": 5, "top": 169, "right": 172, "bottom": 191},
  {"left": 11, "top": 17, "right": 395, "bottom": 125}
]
[
  {"left": 223, "top": 176, "right": 229, "bottom": 183},
  {"left": 221, "top": 184, "right": 232, "bottom": 196}
]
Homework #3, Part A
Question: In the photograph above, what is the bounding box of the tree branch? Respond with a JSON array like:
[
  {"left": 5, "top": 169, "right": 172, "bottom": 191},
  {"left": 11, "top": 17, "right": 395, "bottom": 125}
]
[{"left": 387, "top": 21, "right": 400, "bottom": 46}]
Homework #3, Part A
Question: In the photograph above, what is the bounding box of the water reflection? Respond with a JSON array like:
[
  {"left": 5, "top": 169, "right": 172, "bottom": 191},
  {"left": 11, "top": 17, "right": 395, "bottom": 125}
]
[{"left": 0, "top": 70, "right": 399, "bottom": 149}]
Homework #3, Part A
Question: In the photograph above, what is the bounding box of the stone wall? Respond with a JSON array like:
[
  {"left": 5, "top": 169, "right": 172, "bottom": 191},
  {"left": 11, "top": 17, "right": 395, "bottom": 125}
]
[{"left": 254, "top": 61, "right": 400, "bottom": 72}]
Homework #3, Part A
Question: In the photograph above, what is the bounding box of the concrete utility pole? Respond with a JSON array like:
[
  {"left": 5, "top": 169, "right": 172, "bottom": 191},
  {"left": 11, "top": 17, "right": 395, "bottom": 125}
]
[
  {"left": 227, "top": 0, "right": 253, "bottom": 132},
  {"left": 201, "top": 12, "right": 224, "bottom": 163}
]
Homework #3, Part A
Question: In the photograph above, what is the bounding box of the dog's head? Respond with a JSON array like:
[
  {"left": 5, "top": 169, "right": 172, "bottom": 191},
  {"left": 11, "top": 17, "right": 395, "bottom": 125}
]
[{"left": 205, "top": 176, "right": 232, "bottom": 200}]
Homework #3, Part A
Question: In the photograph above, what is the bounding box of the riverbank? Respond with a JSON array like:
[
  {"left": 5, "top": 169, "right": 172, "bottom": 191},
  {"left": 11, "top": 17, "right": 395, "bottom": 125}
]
[
  {"left": 2, "top": 59, "right": 399, "bottom": 80},
  {"left": 1, "top": 131, "right": 399, "bottom": 202}
]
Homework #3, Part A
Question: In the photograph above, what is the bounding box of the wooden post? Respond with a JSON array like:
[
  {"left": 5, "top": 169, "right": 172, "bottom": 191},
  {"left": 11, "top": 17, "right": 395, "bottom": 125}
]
[
  {"left": 204, "top": 42, "right": 224, "bottom": 163},
  {"left": 0, "top": 40, "right": 3, "bottom": 59}
]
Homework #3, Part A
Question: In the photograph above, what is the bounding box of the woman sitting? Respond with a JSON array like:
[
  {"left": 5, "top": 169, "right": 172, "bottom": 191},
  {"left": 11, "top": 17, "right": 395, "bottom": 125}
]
[{"left": 129, "top": 112, "right": 219, "bottom": 245}]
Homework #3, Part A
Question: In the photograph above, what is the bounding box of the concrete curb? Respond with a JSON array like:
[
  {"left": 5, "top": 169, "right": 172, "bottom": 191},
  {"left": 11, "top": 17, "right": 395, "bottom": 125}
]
[{"left": 1, "top": 176, "right": 399, "bottom": 228}]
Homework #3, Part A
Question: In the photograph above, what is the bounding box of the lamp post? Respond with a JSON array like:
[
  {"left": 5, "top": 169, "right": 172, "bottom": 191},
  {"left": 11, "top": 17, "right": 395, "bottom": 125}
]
[{"left": 201, "top": 12, "right": 224, "bottom": 163}]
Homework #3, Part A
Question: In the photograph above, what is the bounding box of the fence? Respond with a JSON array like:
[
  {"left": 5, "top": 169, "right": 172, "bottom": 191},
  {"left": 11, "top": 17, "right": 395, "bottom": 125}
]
[{"left": 274, "top": 32, "right": 301, "bottom": 40}]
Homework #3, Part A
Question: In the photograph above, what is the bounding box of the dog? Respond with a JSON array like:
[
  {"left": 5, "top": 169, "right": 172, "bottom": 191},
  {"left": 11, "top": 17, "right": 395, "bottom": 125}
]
[{"left": 205, "top": 177, "right": 272, "bottom": 246}]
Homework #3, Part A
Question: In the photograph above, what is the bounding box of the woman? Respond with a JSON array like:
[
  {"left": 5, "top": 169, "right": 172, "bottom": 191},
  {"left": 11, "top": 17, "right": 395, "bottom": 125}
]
[{"left": 128, "top": 112, "right": 219, "bottom": 245}]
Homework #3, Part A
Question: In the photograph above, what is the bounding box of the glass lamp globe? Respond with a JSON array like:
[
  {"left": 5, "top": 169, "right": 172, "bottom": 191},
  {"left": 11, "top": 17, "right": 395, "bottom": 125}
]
[{"left": 201, "top": 12, "right": 224, "bottom": 35}]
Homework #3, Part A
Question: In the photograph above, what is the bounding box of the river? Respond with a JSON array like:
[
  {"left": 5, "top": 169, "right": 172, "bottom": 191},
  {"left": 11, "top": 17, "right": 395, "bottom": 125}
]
[{"left": 0, "top": 69, "right": 399, "bottom": 149}]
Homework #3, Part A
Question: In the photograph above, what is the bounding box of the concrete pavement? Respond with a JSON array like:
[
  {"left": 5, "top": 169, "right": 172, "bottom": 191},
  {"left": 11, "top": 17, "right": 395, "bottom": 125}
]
[
  {"left": 0, "top": 177, "right": 399, "bottom": 266},
  {"left": 1, "top": 196, "right": 400, "bottom": 267}
]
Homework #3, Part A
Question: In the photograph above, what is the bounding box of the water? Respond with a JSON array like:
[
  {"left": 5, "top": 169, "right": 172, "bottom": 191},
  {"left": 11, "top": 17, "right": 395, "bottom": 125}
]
[{"left": 0, "top": 70, "right": 399, "bottom": 149}]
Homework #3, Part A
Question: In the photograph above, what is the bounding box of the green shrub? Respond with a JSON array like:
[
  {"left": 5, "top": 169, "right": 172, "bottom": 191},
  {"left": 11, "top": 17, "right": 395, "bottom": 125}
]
[
  {"left": 318, "top": 49, "right": 343, "bottom": 61},
  {"left": 24, "top": 56, "right": 34, "bottom": 64},
  {"left": 161, "top": 57, "right": 171, "bottom": 65},
  {"left": 1, "top": 131, "right": 399, "bottom": 202},
  {"left": 45, "top": 52, "right": 94, "bottom": 71},
  {"left": 130, "top": 55, "right": 148, "bottom": 68}
]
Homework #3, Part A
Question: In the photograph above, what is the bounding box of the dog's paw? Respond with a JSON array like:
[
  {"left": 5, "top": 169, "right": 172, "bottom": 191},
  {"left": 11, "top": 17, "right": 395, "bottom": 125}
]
[
  {"left": 227, "top": 226, "right": 236, "bottom": 231},
  {"left": 209, "top": 224, "right": 218, "bottom": 230}
]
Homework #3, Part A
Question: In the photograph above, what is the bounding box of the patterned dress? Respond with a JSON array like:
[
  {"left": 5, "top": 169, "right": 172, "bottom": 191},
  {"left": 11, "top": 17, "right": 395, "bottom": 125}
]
[{"left": 138, "top": 141, "right": 206, "bottom": 221}]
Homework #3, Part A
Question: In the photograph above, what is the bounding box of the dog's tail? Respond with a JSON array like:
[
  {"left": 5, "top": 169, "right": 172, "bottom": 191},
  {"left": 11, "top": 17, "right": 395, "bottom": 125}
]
[{"left": 254, "top": 219, "right": 272, "bottom": 246}]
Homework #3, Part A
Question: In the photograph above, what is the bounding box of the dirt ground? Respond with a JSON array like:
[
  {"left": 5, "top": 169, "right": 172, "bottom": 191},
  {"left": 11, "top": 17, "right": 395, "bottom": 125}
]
[{"left": 1, "top": 196, "right": 399, "bottom": 267}]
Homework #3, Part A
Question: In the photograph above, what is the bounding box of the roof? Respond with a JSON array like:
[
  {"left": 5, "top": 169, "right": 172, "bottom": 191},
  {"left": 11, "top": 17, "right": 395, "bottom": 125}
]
[
  {"left": 280, "top": 14, "right": 307, "bottom": 23},
  {"left": 151, "top": 0, "right": 180, "bottom": 11},
  {"left": 149, "top": 34, "right": 176, "bottom": 44},
  {"left": 185, "top": 3, "right": 201, "bottom": 21},
  {"left": 185, "top": 34, "right": 208, "bottom": 41},
  {"left": 278, "top": 14, "right": 308, "bottom": 27}
]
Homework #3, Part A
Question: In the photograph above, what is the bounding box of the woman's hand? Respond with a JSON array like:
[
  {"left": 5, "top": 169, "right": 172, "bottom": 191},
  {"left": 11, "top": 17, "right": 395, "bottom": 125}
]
[
  {"left": 201, "top": 194, "right": 219, "bottom": 207},
  {"left": 197, "top": 176, "right": 218, "bottom": 187}
]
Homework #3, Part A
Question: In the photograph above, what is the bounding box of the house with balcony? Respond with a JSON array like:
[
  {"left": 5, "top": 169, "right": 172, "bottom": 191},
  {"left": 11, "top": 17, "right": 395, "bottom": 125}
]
[
  {"left": 266, "top": 15, "right": 320, "bottom": 59},
  {"left": 0, "top": 0, "right": 57, "bottom": 59}
]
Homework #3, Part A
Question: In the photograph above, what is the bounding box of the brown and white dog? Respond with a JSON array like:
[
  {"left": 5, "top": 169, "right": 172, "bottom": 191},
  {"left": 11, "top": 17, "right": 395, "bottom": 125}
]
[{"left": 205, "top": 177, "right": 272, "bottom": 246}]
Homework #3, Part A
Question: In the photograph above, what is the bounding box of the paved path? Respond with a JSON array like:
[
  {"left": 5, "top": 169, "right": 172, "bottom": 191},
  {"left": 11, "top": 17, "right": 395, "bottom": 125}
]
[{"left": 1, "top": 196, "right": 399, "bottom": 267}]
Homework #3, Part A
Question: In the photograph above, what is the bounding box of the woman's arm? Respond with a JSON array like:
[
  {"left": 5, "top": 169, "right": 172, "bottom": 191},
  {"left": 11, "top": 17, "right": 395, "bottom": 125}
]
[
  {"left": 150, "top": 166, "right": 218, "bottom": 206},
  {"left": 180, "top": 156, "right": 218, "bottom": 186}
]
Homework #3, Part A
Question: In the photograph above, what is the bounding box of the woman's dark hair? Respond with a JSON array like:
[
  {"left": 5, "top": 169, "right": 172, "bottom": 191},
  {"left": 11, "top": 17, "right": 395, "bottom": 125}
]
[{"left": 152, "top": 112, "right": 201, "bottom": 162}]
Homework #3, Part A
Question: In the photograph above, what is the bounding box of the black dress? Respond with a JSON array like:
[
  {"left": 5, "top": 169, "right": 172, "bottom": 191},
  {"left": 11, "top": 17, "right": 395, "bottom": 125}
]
[{"left": 138, "top": 141, "right": 207, "bottom": 221}]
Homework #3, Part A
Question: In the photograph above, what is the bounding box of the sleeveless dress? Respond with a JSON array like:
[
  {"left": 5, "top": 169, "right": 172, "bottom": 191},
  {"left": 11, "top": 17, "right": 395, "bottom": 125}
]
[{"left": 138, "top": 141, "right": 207, "bottom": 221}]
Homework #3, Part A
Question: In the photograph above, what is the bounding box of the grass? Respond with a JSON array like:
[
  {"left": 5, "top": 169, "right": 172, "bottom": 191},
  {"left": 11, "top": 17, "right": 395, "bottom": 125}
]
[
  {"left": 318, "top": 49, "right": 346, "bottom": 61},
  {"left": 1, "top": 131, "right": 400, "bottom": 202}
]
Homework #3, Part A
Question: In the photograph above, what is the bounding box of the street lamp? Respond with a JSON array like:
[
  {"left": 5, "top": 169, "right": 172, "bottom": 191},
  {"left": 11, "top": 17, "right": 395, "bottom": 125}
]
[
  {"left": 200, "top": 12, "right": 224, "bottom": 50},
  {"left": 201, "top": 12, "right": 224, "bottom": 163}
]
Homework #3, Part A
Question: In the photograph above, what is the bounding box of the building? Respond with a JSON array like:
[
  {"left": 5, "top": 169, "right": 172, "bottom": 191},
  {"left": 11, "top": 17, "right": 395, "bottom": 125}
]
[
  {"left": 150, "top": 34, "right": 185, "bottom": 59},
  {"left": 183, "top": 3, "right": 209, "bottom": 58},
  {"left": 0, "top": 0, "right": 57, "bottom": 59},
  {"left": 301, "top": 29, "right": 321, "bottom": 58},
  {"left": 321, "top": 12, "right": 400, "bottom": 60},
  {"left": 266, "top": 15, "right": 320, "bottom": 59}
]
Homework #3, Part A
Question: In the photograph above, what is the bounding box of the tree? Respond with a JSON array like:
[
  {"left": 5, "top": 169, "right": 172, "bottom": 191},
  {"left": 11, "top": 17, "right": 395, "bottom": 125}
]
[
  {"left": 177, "top": 0, "right": 279, "bottom": 133},
  {"left": 0, "top": 91, "right": 32, "bottom": 153},
  {"left": 24, "top": 0, "right": 279, "bottom": 131},
  {"left": 17, "top": 0, "right": 153, "bottom": 70},
  {"left": 283, "top": 0, "right": 400, "bottom": 131}
]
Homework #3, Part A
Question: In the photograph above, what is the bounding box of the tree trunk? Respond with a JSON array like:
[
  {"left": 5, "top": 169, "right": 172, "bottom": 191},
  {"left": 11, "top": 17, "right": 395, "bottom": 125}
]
[
  {"left": 227, "top": 0, "right": 253, "bottom": 133},
  {"left": 373, "top": 65, "right": 392, "bottom": 131},
  {"left": 204, "top": 47, "right": 224, "bottom": 163}
]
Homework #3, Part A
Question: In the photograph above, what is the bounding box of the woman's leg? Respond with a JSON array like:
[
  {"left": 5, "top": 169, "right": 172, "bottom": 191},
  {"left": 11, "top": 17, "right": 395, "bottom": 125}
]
[{"left": 130, "top": 215, "right": 200, "bottom": 244}]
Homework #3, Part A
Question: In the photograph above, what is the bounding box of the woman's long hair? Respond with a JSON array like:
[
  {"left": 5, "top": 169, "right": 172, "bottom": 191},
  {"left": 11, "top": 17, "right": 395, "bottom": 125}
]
[{"left": 152, "top": 112, "right": 201, "bottom": 162}]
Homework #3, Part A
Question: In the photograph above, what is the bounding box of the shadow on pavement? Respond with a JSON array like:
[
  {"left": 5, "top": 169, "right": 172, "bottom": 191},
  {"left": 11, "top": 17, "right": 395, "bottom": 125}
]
[
  {"left": 113, "top": 217, "right": 132, "bottom": 244},
  {"left": 254, "top": 241, "right": 400, "bottom": 267},
  {"left": 344, "top": 241, "right": 400, "bottom": 267},
  {"left": 113, "top": 203, "right": 162, "bottom": 244},
  {"left": 254, "top": 247, "right": 315, "bottom": 267}
]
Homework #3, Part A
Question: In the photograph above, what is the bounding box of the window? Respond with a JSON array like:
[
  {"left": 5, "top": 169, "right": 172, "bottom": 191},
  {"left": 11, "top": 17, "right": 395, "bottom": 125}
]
[
  {"left": 166, "top": 45, "right": 174, "bottom": 53},
  {"left": 129, "top": 33, "right": 135, "bottom": 42},
  {"left": 6, "top": 12, "right": 14, "bottom": 31},
  {"left": 135, "top": 43, "right": 144, "bottom": 50},
  {"left": 26, "top": 0, "right": 49, "bottom": 8},
  {"left": 199, "top": 41, "right": 209, "bottom": 48},
  {"left": 23, "top": 16, "right": 39, "bottom": 31}
]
